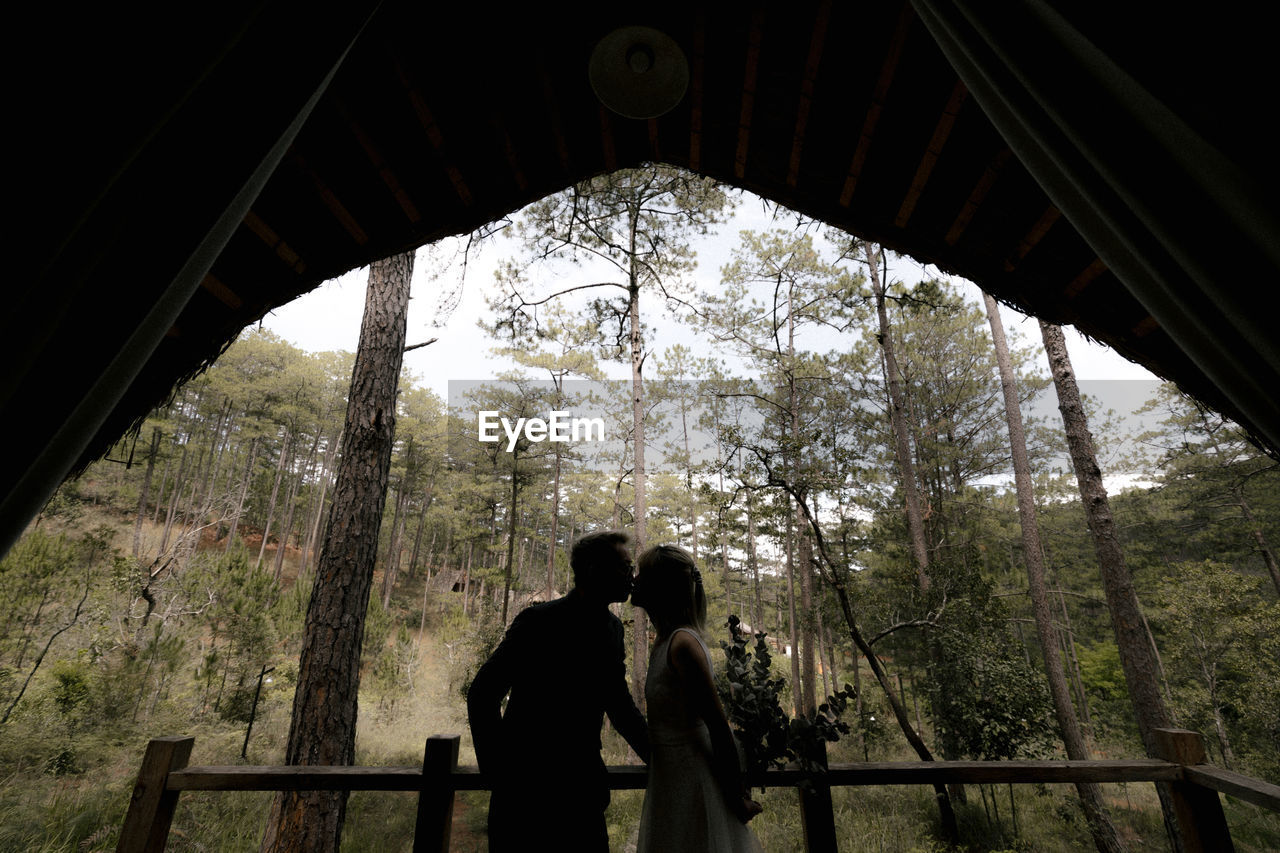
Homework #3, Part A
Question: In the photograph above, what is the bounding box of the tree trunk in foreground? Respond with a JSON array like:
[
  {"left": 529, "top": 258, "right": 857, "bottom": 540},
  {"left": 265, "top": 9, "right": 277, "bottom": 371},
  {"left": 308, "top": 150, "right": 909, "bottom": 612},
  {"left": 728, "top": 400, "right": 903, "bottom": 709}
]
[
  {"left": 867, "top": 243, "right": 931, "bottom": 592},
  {"left": 985, "top": 296, "right": 1124, "bottom": 853},
  {"left": 1040, "top": 320, "right": 1189, "bottom": 850},
  {"left": 260, "top": 251, "right": 413, "bottom": 853}
]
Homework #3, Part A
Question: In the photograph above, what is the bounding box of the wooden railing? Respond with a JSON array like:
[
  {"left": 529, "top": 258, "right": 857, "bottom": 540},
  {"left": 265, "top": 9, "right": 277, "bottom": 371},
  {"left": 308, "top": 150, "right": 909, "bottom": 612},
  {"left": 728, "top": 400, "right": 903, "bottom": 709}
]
[{"left": 117, "top": 728, "right": 1279, "bottom": 852}]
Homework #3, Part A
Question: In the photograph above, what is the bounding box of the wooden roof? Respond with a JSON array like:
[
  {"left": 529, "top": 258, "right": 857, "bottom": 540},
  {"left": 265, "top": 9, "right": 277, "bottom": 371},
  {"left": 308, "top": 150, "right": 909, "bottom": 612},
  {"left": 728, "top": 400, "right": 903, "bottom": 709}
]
[{"left": 8, "top": 1, "right": 1278, "bottom": 552}]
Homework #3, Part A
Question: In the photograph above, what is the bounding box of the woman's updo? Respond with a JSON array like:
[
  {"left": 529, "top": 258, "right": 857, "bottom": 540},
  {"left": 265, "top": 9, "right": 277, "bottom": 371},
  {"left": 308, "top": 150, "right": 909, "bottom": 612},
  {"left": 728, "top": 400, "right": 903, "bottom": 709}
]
[{"left": 637, "top": 544, "right": 707, "bottom": 632}]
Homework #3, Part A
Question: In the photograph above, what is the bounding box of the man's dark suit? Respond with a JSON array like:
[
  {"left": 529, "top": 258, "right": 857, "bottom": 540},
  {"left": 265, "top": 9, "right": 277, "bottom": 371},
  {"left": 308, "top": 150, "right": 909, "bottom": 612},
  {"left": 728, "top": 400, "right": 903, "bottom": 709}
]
[{"left": 467, "top": 591, "right": 648, "bottom": 851}]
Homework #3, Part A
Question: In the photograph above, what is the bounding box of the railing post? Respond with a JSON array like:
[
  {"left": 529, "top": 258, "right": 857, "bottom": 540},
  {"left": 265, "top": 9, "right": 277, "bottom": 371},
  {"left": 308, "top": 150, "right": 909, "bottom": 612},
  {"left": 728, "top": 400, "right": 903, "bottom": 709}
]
[
  {"left": 797, "top": 741, "right": 837, "bottom": 853},
  {"left": 414, "top": 734, "right": 460, "bottom": 853},
  {"left": 1152, "top": 728, "right": 1235, "bottom": 853},
  {"left": 116, "top": 735, "right": 194, "bottom": 853}
]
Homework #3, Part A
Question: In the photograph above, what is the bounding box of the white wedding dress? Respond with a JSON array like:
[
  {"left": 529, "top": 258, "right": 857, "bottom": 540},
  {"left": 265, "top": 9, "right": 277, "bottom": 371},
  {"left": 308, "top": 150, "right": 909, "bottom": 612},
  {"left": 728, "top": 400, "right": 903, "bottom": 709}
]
[{"left": 636, "top": 628, "right": 764, "bottom": 853}]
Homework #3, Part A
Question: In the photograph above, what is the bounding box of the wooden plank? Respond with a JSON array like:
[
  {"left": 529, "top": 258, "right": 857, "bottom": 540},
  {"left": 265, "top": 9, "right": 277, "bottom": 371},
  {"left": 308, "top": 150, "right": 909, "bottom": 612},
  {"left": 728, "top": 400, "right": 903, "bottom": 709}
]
[
  {"left": 242, "top": 211, "right": 306, "bottom": 274},
  {"left": 535, "top": 55, "right": 572, "bottom": 175},
  {"left": 688, "top": 12, "right": 705, "bottom": 171},
  {"left": 414, "top": 734, "right": 460, "bottom": 853},
  {"left": 797, "top": 743, "right": 837, "bottom": 853},
  {"left": 168, "top": 758, "right": 1179, "bottom": 793},
  {"left": 395, "top": 59, "right": 473, "bottom": 207},
  {"left": 1065, "top": 256, "right": 1108, "bottom": 298},
  {"left": 895, "top": 79, "right": 967, "bottom": 228},
  {"left": 840, "top": 0, "right": 913, "bottom": 206},
  {"left": 1183, "top": 765, "right": 1280, "bottom": 813},
  {"left": 774, "top": 759, "right": 1179, "bottom": 788},
  {"left": 1003, "top": 205, "right": 1062, "bottom": 271},
  {"left": 945, "top": 147, "right": 1011, "bottom": 245},
  {"left": 786, "top": 0, "right": 831, "bottom": 188},
  {"left": 291, "top": 153, "right": 369, "bottom": 247},
  {"left": 117, "top": 735, "right": 193, "bottom": 853},
  {"left": 200, "top": 274, "right": 243, "bottom": 310},
  {"left": 1153, "top": 728, "right": 1236, "bottom": 853},
  {"left": 169, "top": 765, "right": 424, "bottom": 791},
  {"left": 338, "top": 100, "right": 422, "bottom": 225},
  {"left": 495, "top": 117, "right": 529, "bottom": 193},
  {"left": 598, "top": 103, "right": 617, "bottom": 173},
  {"left": 734, "top": 5, "right": 765, "bottom": 180},
  {"left": 1132, "top": 315, "right": 1160, "bottom": 337}
]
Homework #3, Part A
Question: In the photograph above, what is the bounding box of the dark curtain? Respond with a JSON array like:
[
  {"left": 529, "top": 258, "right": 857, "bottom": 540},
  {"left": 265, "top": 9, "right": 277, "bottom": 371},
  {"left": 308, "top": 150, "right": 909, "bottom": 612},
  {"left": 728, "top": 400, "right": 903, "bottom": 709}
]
[
  {"left": 3, "top": 3, "right": 380, "bottom": 555},
  {"left": 911, "top": 0, "right": 1280, "bottom": 451}
]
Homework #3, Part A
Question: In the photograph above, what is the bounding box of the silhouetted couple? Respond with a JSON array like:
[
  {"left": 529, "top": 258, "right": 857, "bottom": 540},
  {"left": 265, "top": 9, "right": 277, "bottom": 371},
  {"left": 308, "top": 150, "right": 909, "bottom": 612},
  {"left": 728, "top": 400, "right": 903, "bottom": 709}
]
[{"left": 467, "top": 531, "right": 762, "bottom": 852}]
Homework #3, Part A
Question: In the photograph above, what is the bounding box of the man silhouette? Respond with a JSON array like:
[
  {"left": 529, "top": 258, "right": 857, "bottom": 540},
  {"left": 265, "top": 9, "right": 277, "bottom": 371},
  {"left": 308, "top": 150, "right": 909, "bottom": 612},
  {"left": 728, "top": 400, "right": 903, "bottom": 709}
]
[{"left": 467, "top": 530, "right": 650, "bottom": 851}]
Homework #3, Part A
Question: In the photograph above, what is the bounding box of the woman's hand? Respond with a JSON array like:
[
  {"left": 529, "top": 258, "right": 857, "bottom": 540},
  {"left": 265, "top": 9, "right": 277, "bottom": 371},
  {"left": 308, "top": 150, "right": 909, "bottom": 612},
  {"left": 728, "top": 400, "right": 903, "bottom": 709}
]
[{"left": 734, "top": 793, "right": 764, "bottom": 823}]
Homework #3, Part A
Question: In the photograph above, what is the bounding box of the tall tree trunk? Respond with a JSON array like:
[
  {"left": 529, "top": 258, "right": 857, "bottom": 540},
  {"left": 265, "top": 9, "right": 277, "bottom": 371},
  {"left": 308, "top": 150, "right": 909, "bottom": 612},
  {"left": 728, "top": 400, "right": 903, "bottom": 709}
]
[
  {"left": 226, "top": 438, "right": 259, "bottom": 554},
  {"left": 546, "top": 440, "right": 562, "bottom": 599},
  {"left": 628, "top": 233, "right": 649, "bottom": 706},
  {"left": 274, "top": 432, "right": 316, "bottom": 582},
  {"left": 1040, "top": 320, "right": 1190, "bottom": 850},
  {"left": 133, "top": 428, "right": 161, "bottom": 559},
  {"left": 382, "top": 475, "right": 410, "bottom": 610},
  {"left": 408, "top": 483, "right": 434, "bottom": 580},
  {"left": 786, "top": 281, "right": 818, "bottom": 716},
  {"left": 304, "top": 429, "right": 340, "bottom": 572},
  {"left": 1237, "top": 491, "right": 1280, "bottom": 598},
  {"left": 1206, "top": 674, "right": 1236, "bottom": 769},
  {"left": 866, "top": 243, "right": 931, "bottom": 592},
  {"left": 1058, "top": 588, "right": 1094, "bottom": 737},
  {"left": 152, "top": 453, "right": 170, "bottom": 526},
  {"left": 260, "top": 250, "right": 413, "bottom": 853},
  {"left": 257, "top": 428, "right": 291, "bottom": 569},
  {"left": 785, "top": 506, "right": 802, "bottom": 717},
  {"left": 199, "top": 398, "right": 233, "bottom": 522},
  {"left": 747, "top": 490, "right": 763, "bottom": 631},
  {"left": 502, "top": 445, "right": 519, "bottom": 625},
  {"left": 985, "top": 296, "right": 1125, "bottom": 853},
  {"left": 159, "top": 443, "right": 189, "bottom": 553},
  {"left": 790, "top": 480, "right": 959, "bottom": 840}
]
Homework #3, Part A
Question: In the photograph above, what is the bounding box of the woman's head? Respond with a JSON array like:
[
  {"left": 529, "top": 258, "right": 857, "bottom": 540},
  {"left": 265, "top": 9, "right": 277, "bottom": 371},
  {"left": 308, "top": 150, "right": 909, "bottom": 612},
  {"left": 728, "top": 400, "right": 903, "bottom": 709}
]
[{"left": 632, "top": 544, "right": 706, "bottom": 632}]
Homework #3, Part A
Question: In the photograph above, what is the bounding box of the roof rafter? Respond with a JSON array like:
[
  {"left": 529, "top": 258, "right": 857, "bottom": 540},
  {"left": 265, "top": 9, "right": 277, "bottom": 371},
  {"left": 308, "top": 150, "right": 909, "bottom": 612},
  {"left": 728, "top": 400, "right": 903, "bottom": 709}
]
[
  {"left": 291, "top": 153, "right": 368, "bottom": 246},
  {"left": 896, "top": 79, "right": 967, "bottom": 228},
  {"left": 242, "top": 211, "right": 307, "bottom": 274},
  {"left": 395, "top": 60, "right": 474, "bottom": 208},
  {"left": 945, "top": 147, "right": 1011, "bottom": 246},
  {"left": 1004, "top": 205, "right": 1061, "bottom": 272},
  {"left": 688, "top": 13, "right": 706, "bottom": 171},
  {"left": 337, "top": 100, "right": 422, "bottom": 225},
  {"left": 735, "top": 6, "right": 765, "bottom": 180},
  {"left": 536, "top": 56, "right": 572, "bottom": 176},
  {"left": 840, "top": 0, "right": 913, "bottom": 206},
  {"left": 787, "top": 0, "right": 831, "bottom": 188},
  {"left": 200, "top": 274, "right": 243, "bottom": 310}
]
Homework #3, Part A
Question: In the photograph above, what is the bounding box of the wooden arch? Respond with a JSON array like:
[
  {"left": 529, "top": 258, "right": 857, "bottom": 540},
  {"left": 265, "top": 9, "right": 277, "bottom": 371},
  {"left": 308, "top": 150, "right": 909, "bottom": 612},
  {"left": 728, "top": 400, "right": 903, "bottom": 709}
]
[{"left": 9, "top": 0, "right": 1278, "bottom": 553}]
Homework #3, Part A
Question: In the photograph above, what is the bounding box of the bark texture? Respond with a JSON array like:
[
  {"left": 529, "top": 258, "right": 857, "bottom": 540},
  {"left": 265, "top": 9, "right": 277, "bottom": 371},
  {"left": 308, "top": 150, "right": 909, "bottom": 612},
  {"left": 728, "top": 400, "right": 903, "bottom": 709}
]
[
  {"left": 866, "top": 244, "right": 931, "bottom": 591},
  {"left": 260, "top": 251, "right": 413, "bottom": 853},
  {"left": 1040, "top": 320, "right": 1191, "bottom": 850},
  {"left": 986, "top": 296, "right": 1124, "bottom": 853}
]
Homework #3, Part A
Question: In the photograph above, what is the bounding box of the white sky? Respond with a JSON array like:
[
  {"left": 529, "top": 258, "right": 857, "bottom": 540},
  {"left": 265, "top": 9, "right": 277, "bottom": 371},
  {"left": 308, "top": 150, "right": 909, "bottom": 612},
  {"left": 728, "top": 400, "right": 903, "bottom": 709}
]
[{"left": 259, "top": 198, "right": 1159, "bottom": 405}]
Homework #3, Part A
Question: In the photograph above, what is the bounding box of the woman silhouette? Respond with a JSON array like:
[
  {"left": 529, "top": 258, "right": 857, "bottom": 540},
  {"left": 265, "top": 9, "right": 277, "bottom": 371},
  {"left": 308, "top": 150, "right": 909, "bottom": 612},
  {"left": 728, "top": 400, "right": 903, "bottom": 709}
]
[{"left": 630, "top": 544, "right": 763, "bottom": 853}]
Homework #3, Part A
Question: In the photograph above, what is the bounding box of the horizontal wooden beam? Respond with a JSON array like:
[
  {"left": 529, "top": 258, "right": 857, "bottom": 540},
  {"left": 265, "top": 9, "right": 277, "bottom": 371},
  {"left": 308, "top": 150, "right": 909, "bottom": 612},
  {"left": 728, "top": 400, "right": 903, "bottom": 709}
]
[
  {"left": 1183, "top": 765, "right": 1280, "bottom": 813},
  {"left": 168, "top": 758, "right": 1182, "bottom": 794}
]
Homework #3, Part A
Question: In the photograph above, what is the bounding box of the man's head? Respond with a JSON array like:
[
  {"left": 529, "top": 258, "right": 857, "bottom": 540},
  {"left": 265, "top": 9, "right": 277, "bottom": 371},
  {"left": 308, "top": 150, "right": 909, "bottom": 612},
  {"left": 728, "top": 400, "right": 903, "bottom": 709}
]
[{"left": 570, "top": 530, "right": 633, "bottom": 604}]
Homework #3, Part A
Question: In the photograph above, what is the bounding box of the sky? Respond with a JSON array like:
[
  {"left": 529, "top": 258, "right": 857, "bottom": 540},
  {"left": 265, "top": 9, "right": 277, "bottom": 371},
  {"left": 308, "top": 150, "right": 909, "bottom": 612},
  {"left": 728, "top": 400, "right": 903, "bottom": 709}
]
[{"left": 259, "top": 198, "right": 1160, "bottom": 403}]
